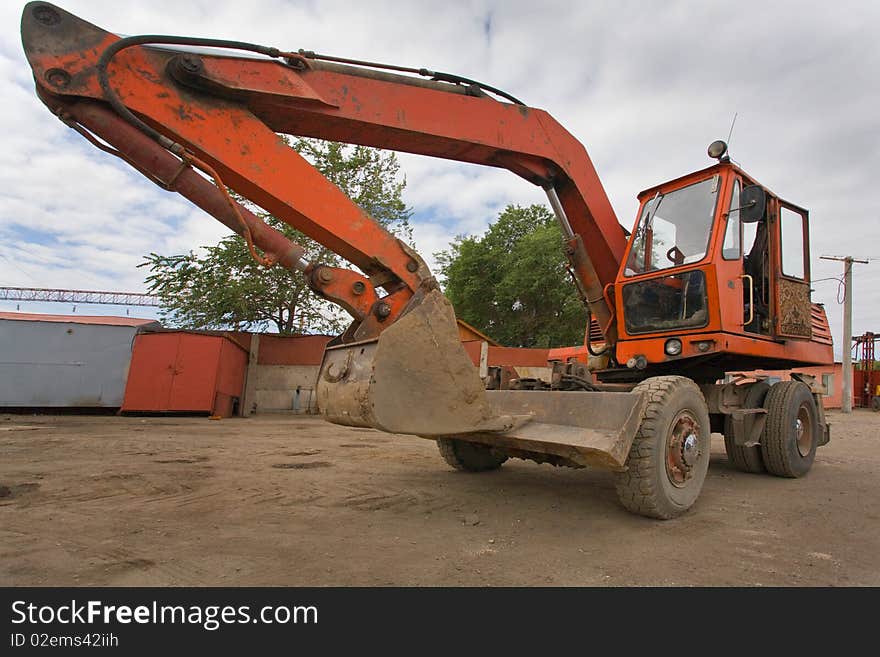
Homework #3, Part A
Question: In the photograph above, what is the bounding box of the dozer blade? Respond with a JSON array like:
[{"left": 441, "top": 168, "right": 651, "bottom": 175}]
[
  {"left": 316, "top": 289, "right": 646, "bottom": 471},
  {"left": 461, "top": 390, "right": 647, "bottom": 470}
]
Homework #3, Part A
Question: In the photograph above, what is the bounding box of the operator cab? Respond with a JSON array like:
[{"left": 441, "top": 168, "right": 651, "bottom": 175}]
[{"left": 613, "top": 140, "right": 823, "bottom": 376}]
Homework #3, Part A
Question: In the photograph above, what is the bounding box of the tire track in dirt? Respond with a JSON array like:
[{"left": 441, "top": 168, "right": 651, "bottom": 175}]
[{"left": 328, "top": 481, "right": 457, "bottom": 514}]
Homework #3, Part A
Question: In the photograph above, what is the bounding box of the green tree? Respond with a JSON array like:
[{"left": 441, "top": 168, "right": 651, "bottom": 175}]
[
  {"left": 141, "top": 138, "right": 412, "bottom": 334},
  {"left": 436, "top": 204, "right": 586, "bottom": 348}
]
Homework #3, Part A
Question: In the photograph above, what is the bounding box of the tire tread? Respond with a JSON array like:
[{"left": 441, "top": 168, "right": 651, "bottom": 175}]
[
  {"left": 760, "top": 380, "right": 816, "bottom": 477},
  {"left": 615, "top": 375, "right": 707, "bottom": 519},
  {"left": 437, "top": 438, "right": 507, "bottom": 472}
]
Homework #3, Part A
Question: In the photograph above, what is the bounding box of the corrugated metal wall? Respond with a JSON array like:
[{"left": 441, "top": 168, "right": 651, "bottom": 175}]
[{"left": 0, "top": 319, "right": 143, "bottom": 407}]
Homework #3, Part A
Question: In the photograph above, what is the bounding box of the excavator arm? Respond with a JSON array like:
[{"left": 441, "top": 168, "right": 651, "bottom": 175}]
[
  {"left": 20, "top": 2, "right": 647, "bottom": 468},
  {"left": 21, "top": 1, "right": 626, "bottom": 337}
]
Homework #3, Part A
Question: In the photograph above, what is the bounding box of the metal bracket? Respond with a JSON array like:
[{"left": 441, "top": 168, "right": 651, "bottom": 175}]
[{"left": 730, "top": 408, "right": 768, "bottom": 447}]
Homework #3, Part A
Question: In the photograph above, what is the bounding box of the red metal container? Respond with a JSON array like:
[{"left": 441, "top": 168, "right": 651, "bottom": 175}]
[{"left": 122, "top": 332, "right": 247, "bottom": 417}]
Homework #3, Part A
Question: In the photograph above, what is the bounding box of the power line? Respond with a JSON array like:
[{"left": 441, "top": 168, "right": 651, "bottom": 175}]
[
  {"left": 0, "top": 251, "right": 40, "bottom": 285},
  {"left": 819, "top": 255, "right": 870, "bottom": 413}
]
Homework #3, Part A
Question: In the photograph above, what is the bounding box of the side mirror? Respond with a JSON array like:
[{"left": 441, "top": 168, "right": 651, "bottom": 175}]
[{"left": 740, "top": 185, "right": 766, "bottom": 223}]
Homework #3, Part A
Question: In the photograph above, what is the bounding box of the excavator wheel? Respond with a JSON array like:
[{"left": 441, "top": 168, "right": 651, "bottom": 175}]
[
  {"left": 760, "top": 381, "right": 818, "bottom": 478},
  {"left": 437, "top": 438, "right": 508, "bottom": 472},
  {"left": 615, "top": 376, "right": 711, "bottom": 520},
  {"left": 723, "top": 381, "right": 770, "bottom": 474}
]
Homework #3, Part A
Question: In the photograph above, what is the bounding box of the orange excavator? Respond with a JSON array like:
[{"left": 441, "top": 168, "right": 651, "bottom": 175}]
[{"left": 21, "top": 2, "right": 834, "bottom": 518}]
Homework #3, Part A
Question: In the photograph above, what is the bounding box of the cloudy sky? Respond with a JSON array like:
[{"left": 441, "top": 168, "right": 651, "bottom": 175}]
[{"left": 1, "top": 0, "right": 877, "bottom": 356}]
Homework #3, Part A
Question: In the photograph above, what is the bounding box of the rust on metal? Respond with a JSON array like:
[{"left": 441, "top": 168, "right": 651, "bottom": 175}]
[{"left": 664, "top": 411, "right": 700, "bottom": 487}]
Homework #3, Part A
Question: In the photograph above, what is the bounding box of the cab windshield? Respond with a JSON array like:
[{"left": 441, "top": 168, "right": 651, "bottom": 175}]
[{"left": 625, "top": 176, "right": 720, "bottom": 276}]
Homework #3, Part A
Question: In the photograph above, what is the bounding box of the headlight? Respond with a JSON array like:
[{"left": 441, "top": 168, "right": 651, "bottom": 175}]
[
  {"left": 664, "top": 339, "right": 682, "bottom": 356},
  {"left": 707, "top": 140, "right": 728, "bottom": 159}
]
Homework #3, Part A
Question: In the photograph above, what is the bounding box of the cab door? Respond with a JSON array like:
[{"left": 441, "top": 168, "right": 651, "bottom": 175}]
[
  {"left": 773, "top": 201, "right": 813, "bottom": 339},
  {"left": 723, "top": 177, "right": 772, "bottom": 335}
]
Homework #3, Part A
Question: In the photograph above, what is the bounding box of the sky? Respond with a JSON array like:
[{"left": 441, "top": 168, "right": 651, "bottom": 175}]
[{"left": 1, "top": 0, "right": 878, "bottom": 357}]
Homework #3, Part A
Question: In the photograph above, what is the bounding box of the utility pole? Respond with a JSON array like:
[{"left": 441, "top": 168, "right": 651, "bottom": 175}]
[{"left": 820, "top": 255, "right": 869, "bottom": 413}]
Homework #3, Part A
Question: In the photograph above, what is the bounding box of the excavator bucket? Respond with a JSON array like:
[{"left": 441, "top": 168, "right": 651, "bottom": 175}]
[{"left": 316, "top": 290, "right": 647, "bottom": 470}]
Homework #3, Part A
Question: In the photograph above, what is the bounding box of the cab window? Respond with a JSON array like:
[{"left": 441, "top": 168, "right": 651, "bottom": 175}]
[
  {"left": 780, "top": 207, "right": 807, "bottom": 279},
  {"left": 722, "top": 180, "right": 741, "bottom": 259},
  {"left": 625, "top": 176, "right": 720, "bottom": 275}
]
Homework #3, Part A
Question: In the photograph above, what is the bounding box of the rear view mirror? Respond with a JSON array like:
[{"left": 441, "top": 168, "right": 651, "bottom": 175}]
[{"left": 740, "top": 185, "right": 766, "bottom": 223}]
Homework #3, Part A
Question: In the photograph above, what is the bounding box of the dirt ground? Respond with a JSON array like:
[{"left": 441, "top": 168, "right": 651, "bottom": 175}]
[{"left": 1, "top": 409, "right": 877, "bottom": 586}]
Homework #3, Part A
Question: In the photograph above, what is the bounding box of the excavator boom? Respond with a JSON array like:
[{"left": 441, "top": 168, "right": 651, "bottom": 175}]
[
  {"left": 20, "top": 2, "right": 628, "bottom": 335},
  {"left": 19, "top": 2, "right": 648, "bottom": 470}
]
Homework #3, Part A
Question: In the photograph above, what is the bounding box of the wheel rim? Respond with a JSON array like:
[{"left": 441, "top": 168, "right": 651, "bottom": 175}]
[
  {"left": 795, "top": 404, "right": 813, "bottom": 457},
  {"left": 665, "top": 410, "right": 701, "bottom": 488}
]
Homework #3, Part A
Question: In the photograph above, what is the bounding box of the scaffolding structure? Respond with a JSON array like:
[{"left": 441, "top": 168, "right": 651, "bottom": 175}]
[
  {"left": 852, "top": 332, "right": 879, "bottom": 410},
  {"left": 0, "top": 286, "right": 159, "bottom": 307}
]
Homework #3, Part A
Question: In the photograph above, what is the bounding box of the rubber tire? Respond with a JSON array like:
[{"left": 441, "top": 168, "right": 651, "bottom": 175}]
[
  {"left": 760, "top": 381, "right": 818, "bottom": 478},
  {"left": 723, "top": 381, "right": 770, "bottom": 474},
  {"left": 872, "top": 397, "right": 880, "bottom": 412},
  {"left": 615, "top": 376, "right": 711, "bottom": 520},
  {"left": 437, "top": 438, "right": 507, "bottom": 472}
]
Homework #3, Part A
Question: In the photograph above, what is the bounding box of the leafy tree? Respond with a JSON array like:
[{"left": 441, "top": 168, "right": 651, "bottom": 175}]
[
  {"left": 436, "top": 204, "right": 586, "bottom": 348},
  {"left": 142, "top": 138, "right": 412, "bottom": 334}
]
